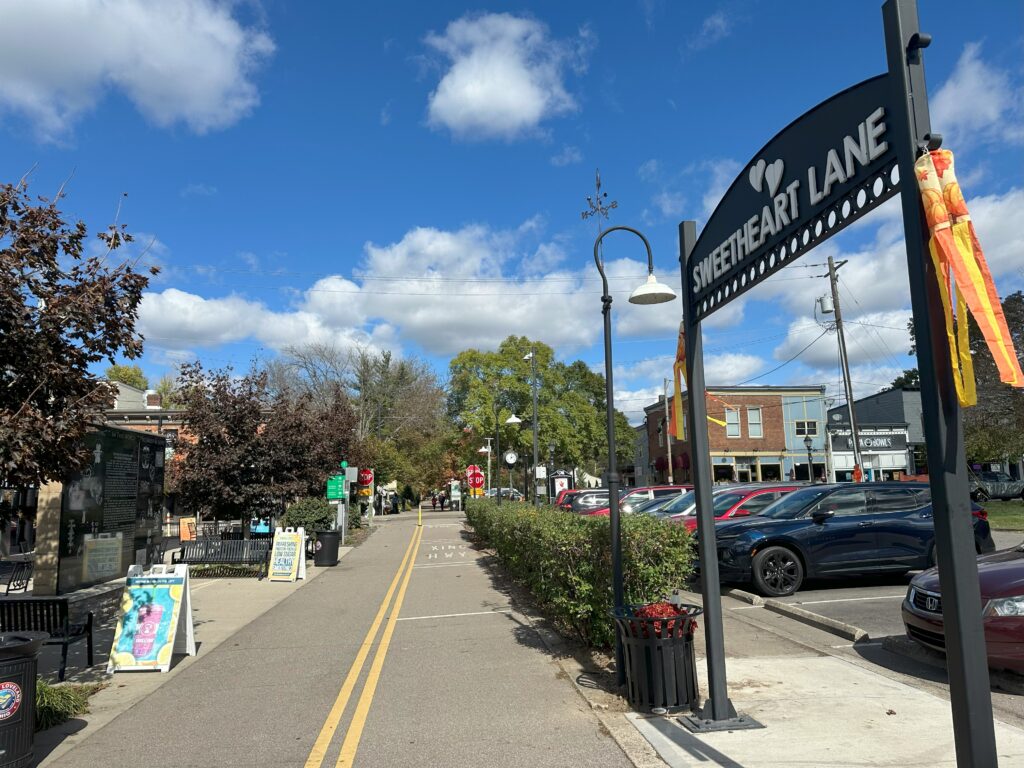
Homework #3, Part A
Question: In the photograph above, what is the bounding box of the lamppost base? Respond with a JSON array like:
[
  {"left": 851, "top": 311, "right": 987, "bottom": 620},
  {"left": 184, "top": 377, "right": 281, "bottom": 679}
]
[{"left": 677, "top": 699, "right": 764, "bottom": 733}]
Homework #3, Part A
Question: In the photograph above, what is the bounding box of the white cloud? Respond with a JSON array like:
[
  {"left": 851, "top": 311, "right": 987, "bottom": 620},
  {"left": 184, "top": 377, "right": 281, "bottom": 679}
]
[
  {"left": 688, "top": 11, "right": 734, "bottom": 51},
  {"left": 637, "top": 159, "right": 660, "bottom": 182},
  {"left": 931, "top": 42, "right": 1024, "bottom": 149},
  {"left": 653, "top": 190, "right": 685, "bottom": 218},
  {"left": 550, "top": 145, "right": 583, "bottom": 166},
  {"left": 0, "top": 0, "right": 274, "bottom": 141},
  {"left": 702, "top": 159, "right": 742, "bottom": 219},
  {"left": 704, "top": 352, "right": 765, "bottom": 386},
  {"left": 773, "top": 311, "right": 912, "bottom": 371},
  {"left": 424, "top": 13, "right": 591, "bottom": 140}
]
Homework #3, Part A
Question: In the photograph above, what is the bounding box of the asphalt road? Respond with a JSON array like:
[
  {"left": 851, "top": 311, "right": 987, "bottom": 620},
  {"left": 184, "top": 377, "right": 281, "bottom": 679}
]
[{"left": 771, "top": 529, "right": 1024, "bottom": 641}]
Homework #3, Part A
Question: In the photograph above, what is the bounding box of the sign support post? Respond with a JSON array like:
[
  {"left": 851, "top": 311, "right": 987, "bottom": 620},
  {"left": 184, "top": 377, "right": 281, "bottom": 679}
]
[
  {"left": 678, "top": 220, "right": 746, "bottom": 730},
  {"left": 882, "top": 1, "right": 996, "bottom": 763}
]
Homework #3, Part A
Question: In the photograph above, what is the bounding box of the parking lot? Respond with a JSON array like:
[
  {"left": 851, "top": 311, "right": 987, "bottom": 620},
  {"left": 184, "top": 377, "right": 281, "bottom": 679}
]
[{"left": 764, "top": 529, "right": 1023, "bottom": 640}]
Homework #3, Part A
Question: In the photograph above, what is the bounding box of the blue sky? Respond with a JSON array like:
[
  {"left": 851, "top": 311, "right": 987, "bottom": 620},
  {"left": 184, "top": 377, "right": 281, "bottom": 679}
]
[{"left": 2, "top": 0, "right": 1022, "bottom": 422}]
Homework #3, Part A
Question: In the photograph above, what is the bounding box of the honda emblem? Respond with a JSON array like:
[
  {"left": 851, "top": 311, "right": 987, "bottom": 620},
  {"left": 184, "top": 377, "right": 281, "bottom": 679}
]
[{"left": 925, "top": 596, "right": 938, "bottom": 611}]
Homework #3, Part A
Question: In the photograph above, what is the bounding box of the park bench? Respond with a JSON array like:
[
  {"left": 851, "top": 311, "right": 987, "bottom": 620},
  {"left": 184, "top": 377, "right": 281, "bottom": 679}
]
[
  {"left": 0, "top": 597, "right": 94, "bottom": 681},
  {"left": 172, "top": 538, "right": 272, "bottom": 578},
  {"left": 0, "top": 560, "right": 33, "bottom": 595}
]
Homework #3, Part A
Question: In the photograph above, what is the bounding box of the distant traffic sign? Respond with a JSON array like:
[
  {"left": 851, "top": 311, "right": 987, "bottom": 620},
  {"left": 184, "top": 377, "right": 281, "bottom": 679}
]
[
  {"left": 467, "top": 471, "right": 485, "bottom": 489},
  {"left": 358, "top": 468, "right": 374, "bottom": 486}
]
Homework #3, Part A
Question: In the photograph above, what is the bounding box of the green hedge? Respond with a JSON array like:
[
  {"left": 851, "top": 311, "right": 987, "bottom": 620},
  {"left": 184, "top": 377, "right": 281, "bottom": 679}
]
[{"left": 465, "top": 499, "right": 693, "bottom": 648}]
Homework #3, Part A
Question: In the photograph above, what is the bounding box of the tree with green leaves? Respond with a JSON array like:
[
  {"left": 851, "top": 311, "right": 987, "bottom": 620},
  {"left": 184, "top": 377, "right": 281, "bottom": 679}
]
[
  {"left": 154, "top": 374, "right": 183, "bottom": 409},
  {"left": 1, "top": 180, "right": 155, "bottom": 488},
  {"left": 106, "top": 363, "right": 148, "bottom": 390},
  {"left": 447, "top": 336, "right": 633, "bottom": 483}
]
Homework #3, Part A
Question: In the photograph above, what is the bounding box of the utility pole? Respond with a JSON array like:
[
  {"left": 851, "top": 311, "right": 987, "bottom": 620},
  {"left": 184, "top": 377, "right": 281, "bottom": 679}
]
[
  {"left": 663, "top": 378, "right": 675, "bottom": 485},
  {"left": 826, "top": 255, "right": 863, "bottom": 479},
  {"left": 526, "top": 348, "right": 540, "bottom": 507}
]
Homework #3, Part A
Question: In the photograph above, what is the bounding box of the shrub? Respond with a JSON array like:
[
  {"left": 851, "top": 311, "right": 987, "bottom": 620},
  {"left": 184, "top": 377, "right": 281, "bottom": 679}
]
[
  {"left": 465, "top": 499, "right": 693, "bottom": 648},
  {"left": 36, "top": 680, "right": 100, "bottom": 731},
  {"left": 282, "top": 497, "right": 336, "bottom": 533}
]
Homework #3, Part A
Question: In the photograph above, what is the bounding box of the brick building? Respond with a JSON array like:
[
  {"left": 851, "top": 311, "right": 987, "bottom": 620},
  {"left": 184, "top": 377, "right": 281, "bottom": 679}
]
[{"left": 641, "top": 385, "right": 828, "bottom": 484}]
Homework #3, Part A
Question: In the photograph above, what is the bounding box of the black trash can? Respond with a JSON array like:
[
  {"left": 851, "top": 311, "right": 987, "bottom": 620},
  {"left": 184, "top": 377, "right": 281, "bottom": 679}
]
[
  {"left": 313, "top": 530, "right": 340, "bottom": 567},
  {"left": 0, "top": 632, "right": 48, "bottom": 768},
  {"left": 610, "top": 604, "right": 702, "bottom": 714}
]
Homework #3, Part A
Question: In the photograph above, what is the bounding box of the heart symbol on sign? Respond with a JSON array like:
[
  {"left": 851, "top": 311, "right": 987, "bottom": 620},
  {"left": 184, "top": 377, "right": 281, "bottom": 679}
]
[
  {"left": 748, "top": 159, "right": 766, "bottom": 193},
  {"left": 765, "top": 159, "right": 785, "bottom": 197}
]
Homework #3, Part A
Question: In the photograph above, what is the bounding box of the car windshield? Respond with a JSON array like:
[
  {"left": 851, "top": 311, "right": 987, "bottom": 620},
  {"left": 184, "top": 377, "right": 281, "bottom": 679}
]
[
  {"left": 758, "top": 486, "right": 833, "bottom": 519},
  {"left": 713, "top": 491, "right": 747, "bottom": 514},
  {"left": 658, "top": 490, "right": 696, "bottom": 515},
  {"left": 633, "top": 496, "right": 672, "bottom": 515}
]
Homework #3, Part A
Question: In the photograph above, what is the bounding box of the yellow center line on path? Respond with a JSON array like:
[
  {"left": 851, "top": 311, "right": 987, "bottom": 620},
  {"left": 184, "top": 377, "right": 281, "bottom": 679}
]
[
  {"left": 303, "top": 526, "right": 420, "bottom": 768},
  {"left": 335, "top": 524, "right": 423, "bottom": 767}
]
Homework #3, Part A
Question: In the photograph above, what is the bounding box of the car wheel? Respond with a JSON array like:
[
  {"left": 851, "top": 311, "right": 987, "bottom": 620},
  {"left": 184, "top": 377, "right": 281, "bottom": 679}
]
[{"left": 752, "top": 546, "right": 804, "bottom": 597}]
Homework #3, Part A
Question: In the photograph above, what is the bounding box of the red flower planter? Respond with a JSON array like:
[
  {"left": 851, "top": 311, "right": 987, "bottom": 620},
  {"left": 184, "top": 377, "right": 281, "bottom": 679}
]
[{"left": 611, "top": 602, "right": 702, "bottom": 713}]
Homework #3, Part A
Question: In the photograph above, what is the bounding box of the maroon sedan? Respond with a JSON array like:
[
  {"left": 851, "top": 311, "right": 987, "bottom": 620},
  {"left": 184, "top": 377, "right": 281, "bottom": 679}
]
[{"left": 902, "top": 542, "right": 1024, "bottom": 672}]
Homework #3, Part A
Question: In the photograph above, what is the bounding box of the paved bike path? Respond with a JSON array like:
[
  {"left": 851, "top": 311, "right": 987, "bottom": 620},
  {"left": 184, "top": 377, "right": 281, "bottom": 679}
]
[{"left": 49, "top": 509, "right": 628, "bottom": 767}]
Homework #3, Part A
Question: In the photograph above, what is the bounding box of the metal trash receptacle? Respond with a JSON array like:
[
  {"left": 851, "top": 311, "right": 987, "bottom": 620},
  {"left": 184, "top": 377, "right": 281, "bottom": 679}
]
[
  {"left": 313, "top": 530, "right": 340, "bottom": 567},
  {"left": 611, "top": 604, "right": 702, "bottom": 714},
  {"left": 0, "top": 632, "right": 48, "bottom": 768}
]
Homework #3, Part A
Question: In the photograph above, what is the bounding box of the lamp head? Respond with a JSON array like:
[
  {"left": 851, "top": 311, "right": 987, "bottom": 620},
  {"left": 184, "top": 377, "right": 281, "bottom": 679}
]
[
  {"left": 478, "top": 446, "right": 490, "bottom": 454},
  {"left": 505, "top": 413, "right": 522, "bottom": 425},
  {"left": 523, "top": 351, "right": 533, "bottom": 361},
  {"left": 803, "top": 435, "right": 813, "bottom": 450},
  {"left": 629, "top": 273, "right": 677, "bottom": 305}
]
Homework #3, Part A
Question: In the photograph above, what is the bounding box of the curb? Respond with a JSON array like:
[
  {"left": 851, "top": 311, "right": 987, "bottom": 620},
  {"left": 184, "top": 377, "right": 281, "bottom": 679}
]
[
  {"left": 763, "top": 599, "right": 869, "bottom": 642},
  {"left": 724, "top": 588, "right": 764, "bottom": 606}
]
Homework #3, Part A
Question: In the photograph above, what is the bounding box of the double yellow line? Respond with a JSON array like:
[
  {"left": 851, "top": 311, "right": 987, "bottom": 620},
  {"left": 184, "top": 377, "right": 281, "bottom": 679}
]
[{"left": 305, "top": 524, "right": 422, "bottom": 768}]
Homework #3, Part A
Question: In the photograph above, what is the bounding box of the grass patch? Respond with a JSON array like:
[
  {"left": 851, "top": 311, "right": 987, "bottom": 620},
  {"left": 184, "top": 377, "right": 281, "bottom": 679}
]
[
  {"left": 984, "top": 500, "right": 1024, "bottom": 531},
  {"left": 36, "top": 680, "right": 105, "bottom": 731}
]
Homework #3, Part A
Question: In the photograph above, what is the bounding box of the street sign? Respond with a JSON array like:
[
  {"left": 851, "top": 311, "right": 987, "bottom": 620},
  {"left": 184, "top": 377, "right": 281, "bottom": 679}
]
[
  {"left": 504, "top": 451, "right": 517, "bottom": 466},
  {"left": 535, "top": 466, "right": 547, "bottom": 479},
  {"left": 326, "top": 474, "right": 346, "bottom": 500},
  {"left": 467, "top": 471, "right": 485, "bottom": 489},
  {"left": 358, "top": 468, "right": 374, "bottom": 486},
  {"left": 465, "top": 464, "right": 481, "bottom": 475}
]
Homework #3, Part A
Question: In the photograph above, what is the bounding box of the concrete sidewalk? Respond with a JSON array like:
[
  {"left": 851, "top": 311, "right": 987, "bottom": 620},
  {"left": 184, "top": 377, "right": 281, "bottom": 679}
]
[
  {"left": 37, "top": 548, "right": 345, "bottom": 766},
  {"left": 617, "top": 589, "right": 1024, "bottom": 767},
  {"left": 44, "top": 509, "right": 629, "bottom": 768}
]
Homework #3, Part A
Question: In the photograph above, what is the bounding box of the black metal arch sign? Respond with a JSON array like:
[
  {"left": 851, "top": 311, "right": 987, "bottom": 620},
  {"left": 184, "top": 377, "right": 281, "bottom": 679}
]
[{"left": 687, "top": 74, "right": 899, "bottom": 319}]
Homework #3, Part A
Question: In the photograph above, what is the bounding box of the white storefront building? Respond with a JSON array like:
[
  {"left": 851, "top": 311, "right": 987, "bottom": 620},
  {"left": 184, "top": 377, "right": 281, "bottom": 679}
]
[{"left": 827, "top": 419, "right": 911, "bottom": 482}]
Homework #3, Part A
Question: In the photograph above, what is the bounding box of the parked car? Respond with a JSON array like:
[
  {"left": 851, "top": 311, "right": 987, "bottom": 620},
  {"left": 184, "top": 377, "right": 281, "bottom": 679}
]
[
  {"left": 970, "top": 470, "right": 1024, "bottom": 502},
  {"left": 705, "top": 482, "right": 995, "bottom": 597},
  {"left": 902, "top": 541, "right": 1024, "bottom": 672},
  {"left": 585, "top": 485, "right": 693, "bottom": 516},
  {"left": 631, "top": 495, "right": 678, "bottom": 517},
  {"left": 554, "top": 488, "right": 584, "bottom": 510},
  {"left": 485, "top": 487, "right": 524, "bottom": 501},
  {"left": 675, "top": 485, "right": 803, "bottom": 531},
  {"left": 570, "top": 488, "right": 616, "bottom": 514},
  {"left": 653, "top": 484, "right": 755, "bottom": 522}
]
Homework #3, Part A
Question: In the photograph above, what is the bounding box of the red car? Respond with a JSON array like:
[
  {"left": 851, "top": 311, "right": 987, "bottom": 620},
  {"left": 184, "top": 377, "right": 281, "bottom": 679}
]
[
  {"left": 554, "top": 489, "right": 581, "bottom": 510},
  {"left": 585, "top": 485, "right": 693, "bottom": 516},
  {"left": 902, "top": 540, "right": 1024, "bottom": 672},
  {"left": 674, "top": 484, "right": 802, "bottom": 531}
]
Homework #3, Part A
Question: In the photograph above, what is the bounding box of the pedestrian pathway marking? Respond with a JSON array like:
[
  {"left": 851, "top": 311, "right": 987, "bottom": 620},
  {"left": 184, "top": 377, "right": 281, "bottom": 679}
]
[
  {"left": 303, "top": 525, "right": 421, "bottom": 768},
  {"left": 397, "top": 609, "right": 512, "bottom": 622},
  {"left": 413, "top": 562, "right": 477, "bottom": 569},
  {"left": 336, "top": 523, "right": 422, "bottom": 767}
]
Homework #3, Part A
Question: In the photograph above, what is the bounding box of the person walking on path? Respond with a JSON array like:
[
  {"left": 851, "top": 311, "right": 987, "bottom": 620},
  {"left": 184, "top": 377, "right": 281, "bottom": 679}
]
[
  {"left": 440, "top": 492, "right": 447, "bottom": 511},
  {"left": 431, "top": 494, "right": 437, "bottom": 511}
]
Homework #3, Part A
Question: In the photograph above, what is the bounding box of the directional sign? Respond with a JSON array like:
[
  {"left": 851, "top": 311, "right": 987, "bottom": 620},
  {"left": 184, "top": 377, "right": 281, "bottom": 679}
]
[{"left": 326, "top": 474, "right": 346, "bottom": 500}]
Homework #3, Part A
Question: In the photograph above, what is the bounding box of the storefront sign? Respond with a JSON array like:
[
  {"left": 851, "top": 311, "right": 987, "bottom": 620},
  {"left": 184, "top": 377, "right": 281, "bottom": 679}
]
[
  {"left": 830, "top": 428, "right": 908, "bottom": 452},
  {"left": 688, "top": 75, "right": 899, "bottom": 320},
  {"left": 107, "top": 564, "right": 195, "bottom": 673},
  {"left": 269, "top": 527, "right": 307, "bottom": 582}
]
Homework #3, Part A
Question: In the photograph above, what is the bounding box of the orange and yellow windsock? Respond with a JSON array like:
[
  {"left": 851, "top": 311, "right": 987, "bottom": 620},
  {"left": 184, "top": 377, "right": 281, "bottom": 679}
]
[
  {"left": 915, "top": 149, "right": 1023, "bottom": 406},
  {"left": 669, "top": 325, "right": 687, "bottom": 439}
]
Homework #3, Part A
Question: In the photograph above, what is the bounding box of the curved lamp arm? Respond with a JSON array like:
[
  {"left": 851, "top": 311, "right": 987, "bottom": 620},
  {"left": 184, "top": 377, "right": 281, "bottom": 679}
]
[{"left": 593, "top": 225, "right": 656, "bottom": 301}]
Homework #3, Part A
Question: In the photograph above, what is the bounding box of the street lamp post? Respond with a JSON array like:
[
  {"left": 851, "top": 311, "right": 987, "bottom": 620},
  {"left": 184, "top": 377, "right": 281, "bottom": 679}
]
[
  {"left": 478, "top": 440, "right": 492, "bottom": 497},
  {"left": 547, "top": 441, "right": 555, "bottom": 502},
  {"left": 594, "top": 225, "right": 677, "bottom": 685},
  {"left": 524, "top": 349, "right": 540, "bottom": 507},
  {"left": 804, "top": 435, "right": 815, "bottom": 482}
]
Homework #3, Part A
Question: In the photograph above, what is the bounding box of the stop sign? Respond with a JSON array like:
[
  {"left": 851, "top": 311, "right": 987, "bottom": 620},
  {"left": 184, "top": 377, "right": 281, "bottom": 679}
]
[
  {"left": 358, "top": 468, "right": 374, "bottom": 486},
  {"left": 468, "top": 471, "right": 485, "bottom": 489},
  {"left": 465, "top": 465, "right": 481, "bottom": 475}
]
